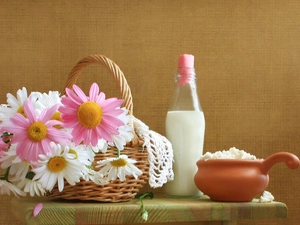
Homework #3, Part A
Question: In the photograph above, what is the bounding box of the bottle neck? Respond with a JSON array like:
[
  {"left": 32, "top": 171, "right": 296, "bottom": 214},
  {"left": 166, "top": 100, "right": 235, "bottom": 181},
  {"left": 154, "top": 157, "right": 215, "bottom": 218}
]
[
  {"left": 168, "top": 68, "right": 201, "bottom": 111},
  {"left": 177, "top": 68, "right": 196, "bottom": 85}
]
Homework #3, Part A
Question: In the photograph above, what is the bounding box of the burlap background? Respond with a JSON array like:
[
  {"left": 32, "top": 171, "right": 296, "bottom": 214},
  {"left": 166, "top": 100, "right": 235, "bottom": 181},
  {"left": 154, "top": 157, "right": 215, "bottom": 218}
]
[{"left": 0, "top": 1, "right": 299, "bottom": 224}]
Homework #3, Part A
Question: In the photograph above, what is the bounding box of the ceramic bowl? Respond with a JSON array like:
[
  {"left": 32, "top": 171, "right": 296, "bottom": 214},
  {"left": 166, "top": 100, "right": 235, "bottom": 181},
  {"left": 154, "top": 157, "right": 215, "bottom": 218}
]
[{"left": 194, "top": 152, "right": 300, "bottom": 202}]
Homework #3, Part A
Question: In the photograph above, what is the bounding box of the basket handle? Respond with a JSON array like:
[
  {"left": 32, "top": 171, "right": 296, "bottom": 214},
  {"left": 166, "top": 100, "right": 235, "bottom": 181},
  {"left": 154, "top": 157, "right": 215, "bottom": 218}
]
[{"left": 64, "top": 54, "right": 133, "bottom": 115}]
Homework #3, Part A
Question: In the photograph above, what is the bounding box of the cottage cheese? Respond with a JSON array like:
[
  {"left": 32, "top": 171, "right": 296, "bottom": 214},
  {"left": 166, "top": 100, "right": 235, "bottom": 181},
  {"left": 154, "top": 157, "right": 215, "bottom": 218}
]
[
  {"left": 201, "top": 147, "right": 257, "bottom": 160},
  {"left": 259, "top": 191, "right": 274, "bottom": 203}
]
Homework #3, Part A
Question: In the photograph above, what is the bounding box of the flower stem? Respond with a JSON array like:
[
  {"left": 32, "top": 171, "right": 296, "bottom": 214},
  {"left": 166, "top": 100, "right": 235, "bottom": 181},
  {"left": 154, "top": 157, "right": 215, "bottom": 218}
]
[{"left": 135, "top": 192, "right": 154, "bottom": 221}]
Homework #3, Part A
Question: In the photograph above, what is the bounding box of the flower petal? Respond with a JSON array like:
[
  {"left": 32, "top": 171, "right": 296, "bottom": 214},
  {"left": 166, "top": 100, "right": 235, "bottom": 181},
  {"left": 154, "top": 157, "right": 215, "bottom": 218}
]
[
  {"left": 33, "top": 203, "right": 43, "bottom": 217},
  {"left": 89, "top": 83, "right": 100, "bottom": 101},
  {"left": 73, "top": 85, "right": 88, "bottom": 102},
  {"left": 23, "top": 97, "right": 36, "bottom": 122},
  {"left": 39, "top": 104, "right": 60, "bottom": 122}
]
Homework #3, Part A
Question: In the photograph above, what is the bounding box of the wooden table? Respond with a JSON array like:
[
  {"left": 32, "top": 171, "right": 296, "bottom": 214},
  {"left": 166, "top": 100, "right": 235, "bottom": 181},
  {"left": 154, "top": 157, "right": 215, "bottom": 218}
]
[{"left": 11, "top": 195, "right": 287, "bottom": 225}]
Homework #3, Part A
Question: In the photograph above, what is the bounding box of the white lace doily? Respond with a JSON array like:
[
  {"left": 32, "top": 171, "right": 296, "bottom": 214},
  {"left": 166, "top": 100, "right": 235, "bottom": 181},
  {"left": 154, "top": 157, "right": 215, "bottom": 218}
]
[{"left": 133, "top": 116, "right": 174, "bottom": 188}]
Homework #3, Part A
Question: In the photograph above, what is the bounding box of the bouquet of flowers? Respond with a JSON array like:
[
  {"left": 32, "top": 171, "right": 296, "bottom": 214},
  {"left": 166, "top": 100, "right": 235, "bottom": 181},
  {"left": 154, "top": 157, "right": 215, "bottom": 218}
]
[{"left": 0, "top": 83, "right": 143, "bottom": 197}]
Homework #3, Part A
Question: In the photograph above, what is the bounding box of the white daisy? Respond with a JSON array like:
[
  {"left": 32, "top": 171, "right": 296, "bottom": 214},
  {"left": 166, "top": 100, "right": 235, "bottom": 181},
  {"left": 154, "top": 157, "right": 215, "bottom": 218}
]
[
  {"left": 62, "top": 143, "right": 95, "bottom": 179},
  {"left": 0, "top": 179, "right": 25, "bottom": 197},
  {"left": 0, "top": 144, "right": 30, "bottom": 181},
  {"left": 34, "top": 91, "right": 65, "bottom": 129},
  {"left": 63, "top": 143, "right": 95, "bottom": 165},
  {"left": 0, "top": 145, "right": 18, "bottom": 169},
  {"left": 110, "top": 108, "right": 134, "bottom": 150},
  {"left": 0, "top": 87, "right": 40, "bottom": 125},
  {"left": 96, "top": 155, "right": 143, "bottom": 182},
  {"left": 90, "top": 139, "right": 109, "bottom": 153},
  {"left": 10, "top": 159, "right": 30, "bottom": 180},
  {"left": 32, "top": 143, "right": 85, "bottom": 192},
  {"left": 34, "top": 91, "right": 62, "bottom": 109},
  {"left": 90, "top": 108, "right": 134, "bottom": 153},
  {"left": 15, "top": 177, "right": 46, "bottom": 197},
  {"left": 85, "top": 169, "right": 108, "bottom": 185}
]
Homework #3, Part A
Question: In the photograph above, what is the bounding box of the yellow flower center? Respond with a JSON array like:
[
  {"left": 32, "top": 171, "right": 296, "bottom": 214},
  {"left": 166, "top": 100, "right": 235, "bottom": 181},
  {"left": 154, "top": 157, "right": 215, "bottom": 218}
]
[
  {"left": 68, "top": 149, "right": 78, "bottom": 159},
  {"left": 47, "top": 156, "right": 67, "bottom": 172},
  {"left": 17, "top": 106, "right": 26, "bottom": 117},
  {"left": 51, "top": 111, "right": 63, "bottom": 129},
  {"left": 77, "top": 101, "right": 103, "bottom": 128},
  {"left": 110, "top": 158, "right": 128, "bottom": 167},
  {"left": 27, "top": 121, "right": 48, "bottom": 142}
]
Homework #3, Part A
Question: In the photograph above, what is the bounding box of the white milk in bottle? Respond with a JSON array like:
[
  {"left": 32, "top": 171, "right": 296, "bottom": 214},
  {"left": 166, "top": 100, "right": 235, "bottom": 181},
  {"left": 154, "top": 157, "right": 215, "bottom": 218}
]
[{"left": 165, "top": 54, "right": 205, "bottom": 198}]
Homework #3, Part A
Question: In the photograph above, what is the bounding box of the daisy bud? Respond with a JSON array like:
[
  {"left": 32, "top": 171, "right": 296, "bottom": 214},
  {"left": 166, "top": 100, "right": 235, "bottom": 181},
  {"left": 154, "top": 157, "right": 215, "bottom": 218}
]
[{"left": 141, "top": 210, "right": 148, "bottom": 221}]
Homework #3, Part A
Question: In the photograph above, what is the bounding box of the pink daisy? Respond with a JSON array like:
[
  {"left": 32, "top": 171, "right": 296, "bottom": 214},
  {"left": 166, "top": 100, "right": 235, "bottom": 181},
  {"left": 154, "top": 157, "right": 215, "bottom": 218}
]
[
  {"left": 0, "top": 139, "right": 8, "bottom": 150},
  {"left": 1, "top": 97, "right": 72, "bottom": 162},
  {"left": 59, "top": 83, "right": 125, "bottom": 146},
  {"left": 0, "top": 139, "right": 8, "bottom": 157}
]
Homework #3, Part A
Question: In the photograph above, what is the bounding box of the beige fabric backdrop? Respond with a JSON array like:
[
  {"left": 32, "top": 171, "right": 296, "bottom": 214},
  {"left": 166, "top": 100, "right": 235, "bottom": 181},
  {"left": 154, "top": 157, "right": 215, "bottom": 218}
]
[{"left": 0, "top": 1, "right": 299, "bottom": 224}]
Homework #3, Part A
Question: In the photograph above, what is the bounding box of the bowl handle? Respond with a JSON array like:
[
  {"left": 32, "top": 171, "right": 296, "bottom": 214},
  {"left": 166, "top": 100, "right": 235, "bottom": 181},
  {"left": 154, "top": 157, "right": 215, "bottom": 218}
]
[{"left": 261, "top": 152, "right": 300, "bottom": 174}]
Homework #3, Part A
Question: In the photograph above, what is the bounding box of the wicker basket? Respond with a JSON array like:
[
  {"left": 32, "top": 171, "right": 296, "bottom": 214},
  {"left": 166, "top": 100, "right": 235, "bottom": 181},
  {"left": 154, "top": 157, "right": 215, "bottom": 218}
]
[{"left": 47, "top": 55, "right": 149, "bottom": 202}]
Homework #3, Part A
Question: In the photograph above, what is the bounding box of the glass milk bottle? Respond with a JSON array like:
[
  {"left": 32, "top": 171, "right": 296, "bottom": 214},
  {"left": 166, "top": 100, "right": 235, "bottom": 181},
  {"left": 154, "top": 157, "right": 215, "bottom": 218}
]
[{"left": 165, "top": 54, "right": 205, "bottom": 198}]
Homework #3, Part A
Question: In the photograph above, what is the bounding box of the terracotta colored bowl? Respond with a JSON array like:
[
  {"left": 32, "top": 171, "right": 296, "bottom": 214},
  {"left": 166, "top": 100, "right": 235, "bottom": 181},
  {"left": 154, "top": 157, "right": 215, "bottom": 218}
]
[{"left": 194, "top": 152, "right": 300, "bottom": 202}]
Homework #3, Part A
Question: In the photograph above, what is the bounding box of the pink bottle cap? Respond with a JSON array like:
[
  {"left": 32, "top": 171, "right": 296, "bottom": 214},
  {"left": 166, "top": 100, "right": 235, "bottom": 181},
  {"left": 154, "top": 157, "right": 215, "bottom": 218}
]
[
  {"left": 178, "top": 54, "right": 194, "bottom": 68},
  {"left": 178, "top": 54, "right": 194, "bottom": 85}
]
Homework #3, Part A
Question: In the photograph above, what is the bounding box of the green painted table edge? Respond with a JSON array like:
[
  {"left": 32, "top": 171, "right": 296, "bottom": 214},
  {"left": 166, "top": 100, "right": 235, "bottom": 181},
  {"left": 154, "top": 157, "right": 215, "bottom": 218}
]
[{"left": 11, "top": 195, "right": 287, "bottom": 225}]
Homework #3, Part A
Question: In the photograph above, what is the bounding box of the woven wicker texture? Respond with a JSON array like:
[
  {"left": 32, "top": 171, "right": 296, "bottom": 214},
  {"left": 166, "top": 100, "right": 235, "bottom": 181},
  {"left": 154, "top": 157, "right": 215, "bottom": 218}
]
[
  {"left": 47, "top": 147, "right": 149, "bottom": 202},
  {"left": 46, "top": 55, "right": 149, "bottom": 202}
]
